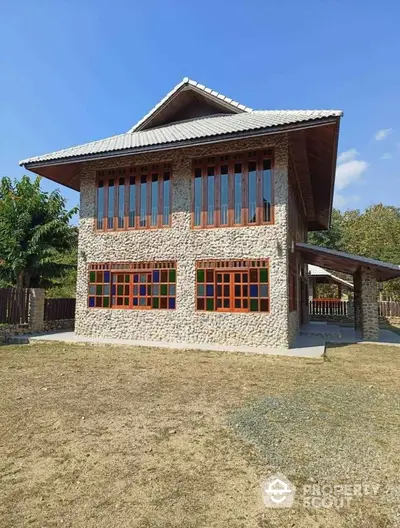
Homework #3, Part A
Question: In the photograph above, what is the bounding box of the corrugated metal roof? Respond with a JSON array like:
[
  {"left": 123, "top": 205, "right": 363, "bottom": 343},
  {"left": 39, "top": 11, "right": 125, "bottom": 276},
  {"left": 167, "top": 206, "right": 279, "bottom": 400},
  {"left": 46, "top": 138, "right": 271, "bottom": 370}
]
[
  {"left": 20, "top": 109, "right": 342, "bottom": 167},
  {"left": 129, "top": 77, "right": 253, "bottom": 132}
]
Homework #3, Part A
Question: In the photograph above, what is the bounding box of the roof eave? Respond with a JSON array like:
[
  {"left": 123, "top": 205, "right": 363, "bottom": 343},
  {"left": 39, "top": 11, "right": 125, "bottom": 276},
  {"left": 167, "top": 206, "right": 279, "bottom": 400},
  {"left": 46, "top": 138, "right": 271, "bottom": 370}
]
[{"left": 21, "top": 117, "right": 340, "bottom": 170}]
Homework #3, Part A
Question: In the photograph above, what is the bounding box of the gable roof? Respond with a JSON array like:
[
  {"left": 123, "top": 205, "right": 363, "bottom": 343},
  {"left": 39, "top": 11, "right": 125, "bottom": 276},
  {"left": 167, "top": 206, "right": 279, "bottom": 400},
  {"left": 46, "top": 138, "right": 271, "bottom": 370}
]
[
  {"left": 129, "top": 77, "right": 253, "bottom": 132},
  {"left": 20, "top": 109, "right": 341, "bottom": 167},
  {"left": 308, "top": 264, "right": 354, "bottom": 288}
]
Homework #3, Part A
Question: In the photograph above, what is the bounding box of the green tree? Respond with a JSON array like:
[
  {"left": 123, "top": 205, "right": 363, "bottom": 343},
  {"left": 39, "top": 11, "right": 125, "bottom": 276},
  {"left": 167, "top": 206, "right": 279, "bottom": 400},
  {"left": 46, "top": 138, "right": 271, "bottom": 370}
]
[
  {"left": 308, "top": 208, "right": 344, "bottom": 250},
  {"left": 0, "top": 176, "right": 78, "bottom": 291}
]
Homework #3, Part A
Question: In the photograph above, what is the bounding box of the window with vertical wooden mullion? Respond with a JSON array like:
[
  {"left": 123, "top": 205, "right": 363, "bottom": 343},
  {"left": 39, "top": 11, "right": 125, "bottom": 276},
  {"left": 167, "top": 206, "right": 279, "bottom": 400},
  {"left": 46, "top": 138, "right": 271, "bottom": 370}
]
[
  {"left": 96, "top": 164, "right": 172, "bottom": 231},
  {"left": 88, "top": 261, "right": 176, "bottom": 310},
  {"left": 196, "top": 260, "right": 269, "bottom": 313},
  {"left": 192, "top": 150, "right": 273, "bottom": 228}
]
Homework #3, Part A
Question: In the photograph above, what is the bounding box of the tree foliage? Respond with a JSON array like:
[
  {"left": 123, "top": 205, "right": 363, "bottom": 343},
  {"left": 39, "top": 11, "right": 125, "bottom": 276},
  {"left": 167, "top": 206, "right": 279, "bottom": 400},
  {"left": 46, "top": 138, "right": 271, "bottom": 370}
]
[
  {"left": 0, "top": 176, "right": 78, "bottom": 291},
  {"left": 309, "top": 204, "right": 400, "bottom": 299}
]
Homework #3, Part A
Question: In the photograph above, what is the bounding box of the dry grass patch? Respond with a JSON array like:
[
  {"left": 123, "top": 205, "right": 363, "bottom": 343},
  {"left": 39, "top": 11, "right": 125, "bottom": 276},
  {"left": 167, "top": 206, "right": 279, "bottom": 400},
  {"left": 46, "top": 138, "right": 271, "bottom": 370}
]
[{"left": 0, "top": 342, "right": 399, "bottom": 527}]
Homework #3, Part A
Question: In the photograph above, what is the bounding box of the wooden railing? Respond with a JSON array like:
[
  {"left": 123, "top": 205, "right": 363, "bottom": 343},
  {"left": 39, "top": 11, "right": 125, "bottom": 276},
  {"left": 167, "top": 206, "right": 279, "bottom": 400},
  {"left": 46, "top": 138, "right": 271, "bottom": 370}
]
[
  {"left": 0, "top": 288, "right": 30, "bottom": 324},
  {"left": 44, "top": 298, "right": 76, "bottom": 321},
  {"left": 309, "top": 299, "right": 348, "bottom": 316},
  {"left": 310, "top": 299, "right": 400, "bottom": 318}
]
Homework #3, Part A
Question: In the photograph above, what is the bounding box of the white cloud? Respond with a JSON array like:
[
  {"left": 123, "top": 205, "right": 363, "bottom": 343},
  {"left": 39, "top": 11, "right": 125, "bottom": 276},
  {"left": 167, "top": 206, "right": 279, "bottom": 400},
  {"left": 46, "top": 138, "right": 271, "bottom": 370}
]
[
  {"left": 337, "top": 148, "right": 359, "bottom": 164},
  {"left": 334, "top": 193, "right": 360, "bottom": 210},
  {"left": 335, "top": 149, "right": 369, "bottom": 191},
  {"left": 374, "top": 128, "right": 393, "bottom": 141},
  {"left": 381, "top": 152, "right": 392, "bottom": 160}
]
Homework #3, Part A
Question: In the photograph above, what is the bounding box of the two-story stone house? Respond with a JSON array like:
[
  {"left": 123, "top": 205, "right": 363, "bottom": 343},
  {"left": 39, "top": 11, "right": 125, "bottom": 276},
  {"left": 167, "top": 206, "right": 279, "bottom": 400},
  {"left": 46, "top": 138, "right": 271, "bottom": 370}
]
[{"left": 21, "top": 78, "right": 400, "bottom": 349}]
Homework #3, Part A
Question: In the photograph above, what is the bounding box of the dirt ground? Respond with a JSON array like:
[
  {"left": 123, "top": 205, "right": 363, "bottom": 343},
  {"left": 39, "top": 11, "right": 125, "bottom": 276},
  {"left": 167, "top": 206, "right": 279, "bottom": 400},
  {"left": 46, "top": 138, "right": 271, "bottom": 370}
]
[{"left": 0, "top": 342, "right": 399, "bottom": 527}]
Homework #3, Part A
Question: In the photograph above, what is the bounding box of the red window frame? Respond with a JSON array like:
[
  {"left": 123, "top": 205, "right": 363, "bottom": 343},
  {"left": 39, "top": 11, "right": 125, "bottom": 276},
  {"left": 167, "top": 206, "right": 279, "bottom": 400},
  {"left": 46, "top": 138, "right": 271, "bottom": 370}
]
[
  {"left": 192, "top": 149, "right": 274, "bottom": 229},
  {"left": 195, "top": 260, "right": 270, "bottom": 313},
  {"left": 88, "top": 261, "right": 176, "bottom": 310},
  {"left": 95, "top": 163, "right": 172, "bottom": 231}
]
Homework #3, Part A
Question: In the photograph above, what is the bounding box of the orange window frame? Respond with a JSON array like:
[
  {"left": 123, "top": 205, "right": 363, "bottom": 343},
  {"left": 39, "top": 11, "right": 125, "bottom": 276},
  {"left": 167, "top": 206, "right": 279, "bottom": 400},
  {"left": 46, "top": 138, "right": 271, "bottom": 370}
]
[
  {"left": 95, "top": 163, "right": 172, "bottom": 232},
  {"left": 191, "top": 149, "right": 274, "bottom": 229},
  {"left": 195, "top": 259, "right": 270, "bottom": 313}
]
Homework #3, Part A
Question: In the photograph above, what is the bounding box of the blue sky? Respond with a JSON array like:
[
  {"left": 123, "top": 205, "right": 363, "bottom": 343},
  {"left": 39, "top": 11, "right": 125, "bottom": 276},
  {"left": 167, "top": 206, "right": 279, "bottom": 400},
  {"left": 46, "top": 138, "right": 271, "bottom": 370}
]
[{"left": 1, "top": 0, "right": 400, "bottom": 216}]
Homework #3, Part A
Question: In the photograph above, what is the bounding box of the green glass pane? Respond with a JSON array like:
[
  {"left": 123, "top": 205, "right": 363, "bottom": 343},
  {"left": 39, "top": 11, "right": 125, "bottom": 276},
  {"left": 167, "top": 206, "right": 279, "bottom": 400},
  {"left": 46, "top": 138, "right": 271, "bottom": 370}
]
[
  {"left": 206, "top": 298, "right": 214, "bottom": 311},
  {"left": 197, "top": 284, "right": 204, "bottom": 296},
  {"left": 197, "top": 269, "right": 205, "bottom": 283},
  {"left": 260, "top": 269, "right": 268, "bottom": 283},
  {"left": 96, "top": 285, "right": 102, "bottom": 295},
  {"left": 103, "top": 297, "right": 109, "bottom": 308},
  {"left": 250, "top": 299, "right": 259, "bottom": 311},
  {"left": 124, "top": 297, "right": 129, "bottom": 306},
  {"left": 89, "top": 271, "right": 95, "bottom": 283},
  {"left": 117, "top": 285, "right": 123, "bottom": 295},
  {"left": 169, "top": 269, "right": 176, "bottom": 282},
  {"left": 161, "top": 284, "right": 168, "bottom": 295},
  {"left": 125, "top": 274, "right": 130, "bottom": 283},
  {"left": 152, "top": 298, "right": 159, "bottom": 309}
]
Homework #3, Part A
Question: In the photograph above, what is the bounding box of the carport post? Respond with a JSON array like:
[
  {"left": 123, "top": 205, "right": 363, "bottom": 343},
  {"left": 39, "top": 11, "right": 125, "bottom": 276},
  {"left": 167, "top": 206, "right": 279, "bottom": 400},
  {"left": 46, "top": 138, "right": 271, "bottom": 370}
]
[
  {"left": 360, "top": 267, "right": 379, "bottom": 341},
  {"left": 353, "top": 270, "right": 362, "bottom": 331}
]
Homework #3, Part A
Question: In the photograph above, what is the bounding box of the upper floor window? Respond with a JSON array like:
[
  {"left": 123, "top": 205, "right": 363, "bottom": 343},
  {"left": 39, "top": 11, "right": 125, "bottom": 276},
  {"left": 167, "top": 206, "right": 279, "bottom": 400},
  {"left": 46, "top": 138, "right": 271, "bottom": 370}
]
[
  {"left": 192, "top": 149, "right": 273, "bottom": 228},
  {"left": 96, "top": 163, "right": 172, "bottom": 231}
]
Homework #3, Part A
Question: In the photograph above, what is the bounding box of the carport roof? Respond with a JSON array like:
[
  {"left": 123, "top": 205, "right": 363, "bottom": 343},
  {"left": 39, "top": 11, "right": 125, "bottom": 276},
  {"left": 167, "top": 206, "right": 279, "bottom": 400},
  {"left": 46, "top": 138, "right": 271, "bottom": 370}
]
[{"left": 297, "top": 243, "right": 400, "bottom": 281}]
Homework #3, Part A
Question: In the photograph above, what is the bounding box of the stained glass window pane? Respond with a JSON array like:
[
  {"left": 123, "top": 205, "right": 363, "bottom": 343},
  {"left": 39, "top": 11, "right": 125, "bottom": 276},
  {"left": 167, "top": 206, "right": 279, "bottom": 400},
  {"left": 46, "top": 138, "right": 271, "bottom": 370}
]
[
  {"left": 206, "top": 285, "right": 214, "bottom": 297},
  {"left": 260, "top": 299, "right": 269, "bottom": 312},
  {"left": 89, "top": 285, "right": 96, "bottom": 295},
  {"left": 260, "top": 285, "right": 268, "bottom": 298},
  {"left": 90, "top": 271, "right": 95, "bottom": 283},
  {"left": 96, "top": 285, "right": 102, "bottom": 295},
  {"left": 104, "top": 271, "right": 110, "bottom": 283},
  {"left": 169, "top": 269, "right": 176, "bottom": 282},
  {"left": 197, "top": 270, "right": 205, "bottom": 283},
  {"left": 169, "top": 298, "right": 176, "bottom": 309},
  {"left": 160, "top": 297, "right": 167, "bottom": 309},
  {"left": 89, "top": 297, "right": 95, "bottom": 307},
  {"left": 161, "top": 284, "right": 167, "bottom": 295},
  {"left": 250, "top": 285, "right": 258, "bottom": 298},
  {"left": 206, "top": 299, "right": 214, "bottom": 311},
  {"left": 197, "top": 298, "right": 205, "bottom": 310},
  {"left": 153, "top": 270, "right": 160, "bottom": 282},
  {"left": 250, "top": 299, "right": 258, "bottom": 311},
  {"left": 197, "top": 284, "right": 204, "bottom": 296},
  {"left": 139, "top": 285, "right": 146, "bottom": 295},
  {"left": 260, "top": 269, "right": 268, "bottom": 283},
  {"left": 169, "top": 284, "right": 175, "bottom": 295},
  {"left": 153, "top": 285, "right": 159, "bottom": 295},
  {"left": 152, "top": 298, "right": 159, "bottom": 308},
  {"left": 103, "top": 297, "right": 109, "bottom": 308}
]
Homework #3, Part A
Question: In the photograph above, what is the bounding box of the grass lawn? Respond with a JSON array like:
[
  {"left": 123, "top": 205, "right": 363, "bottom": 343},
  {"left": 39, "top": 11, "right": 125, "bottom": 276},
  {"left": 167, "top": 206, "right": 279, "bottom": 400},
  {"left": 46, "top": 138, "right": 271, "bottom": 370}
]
[{"left": 0, "top": 342, "right": 399, "bottom": 527}]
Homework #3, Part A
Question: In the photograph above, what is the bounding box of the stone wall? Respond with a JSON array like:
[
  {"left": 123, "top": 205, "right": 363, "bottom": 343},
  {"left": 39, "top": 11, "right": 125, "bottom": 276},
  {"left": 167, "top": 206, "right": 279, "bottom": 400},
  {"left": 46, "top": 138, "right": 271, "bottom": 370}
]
[{"left": 75, "top": 134, "right": 293, "bottom": 349}]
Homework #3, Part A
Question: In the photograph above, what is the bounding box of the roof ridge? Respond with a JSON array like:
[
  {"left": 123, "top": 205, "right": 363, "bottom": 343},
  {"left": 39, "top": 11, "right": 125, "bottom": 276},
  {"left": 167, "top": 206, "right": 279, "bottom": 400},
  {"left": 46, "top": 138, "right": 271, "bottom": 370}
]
[{"left": 128, "top": 77, "right": 253, "bottom": 133}]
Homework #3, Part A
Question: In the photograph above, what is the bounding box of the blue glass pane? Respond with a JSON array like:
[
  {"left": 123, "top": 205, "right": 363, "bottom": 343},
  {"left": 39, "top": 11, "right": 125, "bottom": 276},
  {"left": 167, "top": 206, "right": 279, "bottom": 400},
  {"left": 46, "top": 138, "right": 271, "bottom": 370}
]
[
  {"left": 103, "top": 285, "right": 110, "bottom": 296},
  {"left": 250, "top": 285, "right": 258, "bottom": 298},
  {"left": 260, "top": 285, "right": 268, "bottom": 298},
  {"left": 133, "top": 286, "right": 138, "bottom": 295},
  {"left": 111, "top": 285, "right": 116, "bottom": 295},
  {"left": 133, "top": 274, "right": 139, "bottom": 283},
  {"left": 104, "top": 271, "right": 110, "bottom": 283},
  {"left": 153, "top": 270, "right": 160, "bottom": 282},
  {"left": 89, "top": 297, "right": 95, "bottom": 307},
  {"left": 169, "top": 298, "right": 176, "bottom": 309},
  {"left": 206, "top": 285, "right": 214, "bottom": 297},
  {"left": 153, "top": 284, "right": 160, "bottom": 295},
  {"left": 169, "top": 284, "right": 176, "bottom": 295},
  {"left": 89, "top": 285, "right": 96, "bottom": 295},
  {"left": 140, "top": 274, "right": 147, "bottom": 283},
  {"left": 133, "top": 297, "right": 138, "bottom": 306},
  {"left": 139, "top": 285, "right": 146, "bottom": 295}
]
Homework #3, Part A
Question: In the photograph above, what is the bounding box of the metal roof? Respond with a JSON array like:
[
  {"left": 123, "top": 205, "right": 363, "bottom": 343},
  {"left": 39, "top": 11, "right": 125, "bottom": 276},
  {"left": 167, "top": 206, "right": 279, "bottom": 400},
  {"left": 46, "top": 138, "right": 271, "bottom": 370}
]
[
  {"left": 20, "top": 109, "right": 342, "bottom": 167},
  {"left": 129, "top": 77, "right": 253, "bottom": 132},
  {"left": 298, "top": 243, "right": 400, "bottom": 281},
  {"left": 308, "top": 264, "right": 353, "bottom": 288}
]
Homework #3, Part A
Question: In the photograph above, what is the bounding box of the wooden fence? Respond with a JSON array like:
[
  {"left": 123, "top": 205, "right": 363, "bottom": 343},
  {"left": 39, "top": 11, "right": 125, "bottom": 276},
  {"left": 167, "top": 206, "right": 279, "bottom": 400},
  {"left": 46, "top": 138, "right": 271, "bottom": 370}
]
[
  {"left": 0, "top": 288, "right": 30, "bottom": 324},
  {"left": 44, "top": 298, "right": 76, "bottom": 321},
  {"left": 310, "top": 299, "right": 400, "bottom": 318}
]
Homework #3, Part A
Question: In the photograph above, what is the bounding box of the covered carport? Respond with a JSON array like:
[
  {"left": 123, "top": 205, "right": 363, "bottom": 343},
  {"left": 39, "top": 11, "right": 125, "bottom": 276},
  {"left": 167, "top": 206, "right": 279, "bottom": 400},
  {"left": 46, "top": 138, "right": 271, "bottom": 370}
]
[{"left": 297, "top": 243, "right": 400, "bottom": 341}]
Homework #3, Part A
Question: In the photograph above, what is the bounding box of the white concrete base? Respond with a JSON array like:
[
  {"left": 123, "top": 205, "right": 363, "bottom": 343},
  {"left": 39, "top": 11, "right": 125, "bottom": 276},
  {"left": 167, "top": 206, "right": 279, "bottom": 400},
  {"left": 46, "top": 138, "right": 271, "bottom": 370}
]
[{"left": 20, "top": 331, "right": 325, "bottom": 359}]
